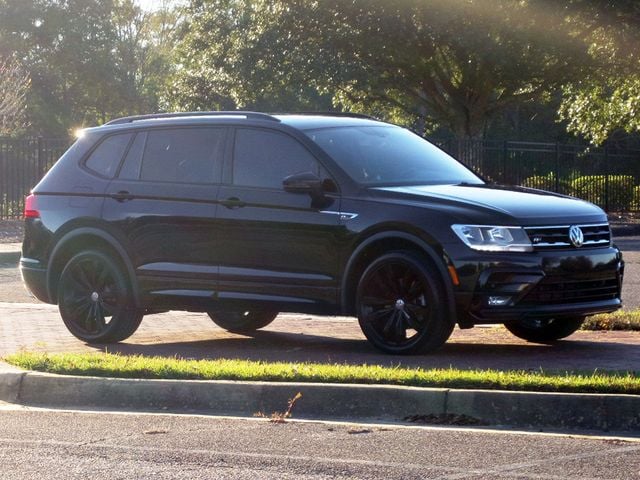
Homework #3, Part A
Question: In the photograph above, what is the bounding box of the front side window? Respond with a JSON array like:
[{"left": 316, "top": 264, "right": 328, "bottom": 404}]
[
  {"left": 131, "top": 128, "right": 224, "bottom": 183},
  {"left": 306, "top": 126, "right": 483, "bottom": 186},
  {"left": 85, "top": 133, "right": 133, "bottom": 178},
  {"left": 233, "top": 129, "right": 319, "bottom": 189}
]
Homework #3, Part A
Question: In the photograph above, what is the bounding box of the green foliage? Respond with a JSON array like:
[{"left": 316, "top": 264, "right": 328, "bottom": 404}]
[
  {"left": 167, "top": 0, "right": 332, "bottom": 113},
  {"left": 521, "top": 173, "right": 573, "bottom": 195},
  {"left": 559, "top": 78, "right": 640, "bottom": 145},
  {"left": 5, "top": 351, "right": 639, "bottom": 393},
  {"left": 632, "top": 186, "right": 640, "bottom": 211},
  {"left": 557, "top": 2, "right": 640, "bottom": 144},
  {"left": 1, "top": 0, "right": 637, "bottom": 143},
  {"left": 168, "top": 0, "right": 594, "bottom": 138},
  {"left": 0, "top": 0, "right": 178, "bottom": 135},
  {"left": 582, "top": 310, "right": 640, "bottom": 331},
  {"left": 571, "top": 175, "right": 635, "bottom": 211}
]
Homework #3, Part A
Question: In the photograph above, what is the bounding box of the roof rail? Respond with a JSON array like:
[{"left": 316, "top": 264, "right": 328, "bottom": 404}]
[
  {"left": 279, "top": 111, "right": 378, "bottom": 120},
  {"left": 104, "top": 111, "right": 281, "bottom": 126}
]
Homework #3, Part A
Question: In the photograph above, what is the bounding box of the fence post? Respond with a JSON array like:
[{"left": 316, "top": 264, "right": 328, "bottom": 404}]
[
  {"left": 604, "top": 145, "right": 610, "bottom": 213},
  {"left": 554, "top": 142, "right": 560, "bottom": 192},
  {"left": 502, "top": 140, "right": 508, "bottom": 184}
]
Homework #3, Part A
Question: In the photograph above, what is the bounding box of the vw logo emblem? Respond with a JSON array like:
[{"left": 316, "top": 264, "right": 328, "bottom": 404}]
[{"left": 568, "top": 225, "right": 584, "bottom": 247}]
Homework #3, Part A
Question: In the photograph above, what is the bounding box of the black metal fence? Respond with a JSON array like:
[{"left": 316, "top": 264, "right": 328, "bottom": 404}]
[
  {"left": 1, "top": 136, "right": 640, "bottom": 220},
  {"left": 0, "top": 137, "right": 69, "bottom": 219},
  {"left": 434, "top": 139, "right": 640, "bottom": 213}
]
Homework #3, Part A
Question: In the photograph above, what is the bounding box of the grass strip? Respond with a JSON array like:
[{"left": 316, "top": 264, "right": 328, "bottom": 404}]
[
  {"left": 583, "top": 309, "right": 640, "bottom": 331},
  {"left": 4, "top": 351, "right": 639, "bottom": 395}
]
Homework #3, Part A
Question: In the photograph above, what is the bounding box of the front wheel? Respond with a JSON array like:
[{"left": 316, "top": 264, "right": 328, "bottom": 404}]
[
  {"left": 58, "top": 250, "right": 143, "bottom": 343},
  {"left": 356, "top": 251, "right": 454, "bottom": 355},
  {"left": 207, "top": 310, "right": 278, "bottom": 333},
  {"left": 504, "top": 316, "right": 585, "bottom": 343}
]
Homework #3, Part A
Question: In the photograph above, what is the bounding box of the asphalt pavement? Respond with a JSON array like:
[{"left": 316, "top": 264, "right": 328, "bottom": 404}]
[
  {"left": 0, "top": 406, "right": 638, "bottom": 479},
  {"left": 613, "top": 236, "right": 640, "bottom": 310}
]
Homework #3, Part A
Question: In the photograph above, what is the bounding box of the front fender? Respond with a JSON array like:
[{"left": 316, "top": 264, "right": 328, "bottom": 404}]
[{"left": 340, "top": 230, "right": 457, "bottom": 323}]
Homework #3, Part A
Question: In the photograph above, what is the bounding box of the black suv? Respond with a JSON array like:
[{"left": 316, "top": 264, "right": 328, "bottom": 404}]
[{"left": 21, "top": 112, "right": 623, "bottom": 354}]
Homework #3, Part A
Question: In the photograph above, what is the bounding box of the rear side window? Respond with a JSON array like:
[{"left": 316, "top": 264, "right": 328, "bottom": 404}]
[
  {"left": 233, "top": 129, "right": 319, "bottom": 189},
  {"left": 84, "top": 133, "right": 133, "bottom": 178},
  {"left": 136, "top": 128, "right": 225, "bottom": 184},
  {"left": 118, "top": 132, "right": 146, "bottom": 180}
]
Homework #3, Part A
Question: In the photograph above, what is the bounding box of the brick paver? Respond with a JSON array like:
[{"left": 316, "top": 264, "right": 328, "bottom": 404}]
[{"left": 0, "top": 302, "right": 638, "bottom": 372}]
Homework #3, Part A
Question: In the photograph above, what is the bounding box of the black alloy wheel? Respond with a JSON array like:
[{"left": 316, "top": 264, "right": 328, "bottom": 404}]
[
  {"left": 58, "top": 250, "right": 143, "bottom": 343},
  {"left": 356, "top": 251, "right": 453, "bottom": 354},
  {"left": 504, "top": 316, "right": 585, "bottom": 343},
  {"left": 207, "top": 310, "right": 279, "bottom": 333}
]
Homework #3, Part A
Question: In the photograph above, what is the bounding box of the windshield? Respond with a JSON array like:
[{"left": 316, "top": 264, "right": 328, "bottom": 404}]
[{"left": 306, "top": 126, "right": 483, "bottom": 186}]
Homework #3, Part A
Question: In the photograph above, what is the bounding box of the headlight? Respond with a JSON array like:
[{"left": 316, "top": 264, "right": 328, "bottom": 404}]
[{"left": 451, "top": 225, "right": 533, "bottom": 252}]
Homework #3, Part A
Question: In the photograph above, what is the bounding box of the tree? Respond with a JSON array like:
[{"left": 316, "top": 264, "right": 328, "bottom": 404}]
[
  {"left": 558, "top": 1, "right": 640, "bottom": 144},
  {"left": 0, "top": 0, "right": 178, "bottom": 135},
  {"left": 113, "top": 0, "right": 182, "bottom": 113},
  {"left": 169, "top": 0, "right": 594, "bottom": 139},
  {"left": 0, "top": 0, "right": 125, "bottom": 133},
  {"left": 560, "top": 78, "right": 640, "bottom": 146},
  {"left": 0, "top": 57, "right": 30, "bottom": 136},
  {"left": 167, "top": 0, "right": 332, "bottom": 112}
]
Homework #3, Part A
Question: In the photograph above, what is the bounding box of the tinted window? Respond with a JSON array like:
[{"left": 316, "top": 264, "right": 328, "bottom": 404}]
[
  {"left": 118, "top": 132, "right": 146, "bottom": 180},
  {"left": 307, "top": 126, "right": 483, "bottom": 186},
  {"left": 85, "top": 133, "right": 132, "bottom": 178},
  {"left": 139, "top": 128, "right": 224, "bottom": 183},
  {"left": 233, "top": 129, "right": 319, "bottom": 189}
]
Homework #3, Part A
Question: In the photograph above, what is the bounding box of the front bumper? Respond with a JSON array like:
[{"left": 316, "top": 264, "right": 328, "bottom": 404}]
[{"left": 447, "top": 244, "right": 623, "bottom": 326}]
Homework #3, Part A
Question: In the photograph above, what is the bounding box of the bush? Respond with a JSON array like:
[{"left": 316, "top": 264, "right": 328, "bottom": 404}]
[
  {"left": 571, "top": 175, "right": 635, "bottom": 211},
  {"left": 582, "top": 310, "right": 640, "bottom": 331},
  {"left": 631, "top": 186, "right": 640, "bottom": 211},
  {"left": 521, "top": 173, "right": 573, "bottom": 195}
]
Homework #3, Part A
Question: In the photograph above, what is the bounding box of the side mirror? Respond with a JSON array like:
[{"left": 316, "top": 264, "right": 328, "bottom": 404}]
[{"left": 283, "top": 172, "right": 323, "bottom": 194}]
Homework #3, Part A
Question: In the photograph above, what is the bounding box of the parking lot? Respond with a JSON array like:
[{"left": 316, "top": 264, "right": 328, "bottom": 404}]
[{"left": 1, "top": 236, "right": 638, "bottom": 372}]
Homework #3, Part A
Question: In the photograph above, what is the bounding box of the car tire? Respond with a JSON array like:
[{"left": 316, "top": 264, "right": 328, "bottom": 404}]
[
  {"left": 356, "top": 250, "right": 454, "bottom": 354},
  {"left": 58, "top": 250, "right": 143, "bottom": 343},
  {"left": 504, "top": 316, "right": 585, "bottom": 343},
  {"left": 207, "top": 310, "right": 278, "bottom": 333}
]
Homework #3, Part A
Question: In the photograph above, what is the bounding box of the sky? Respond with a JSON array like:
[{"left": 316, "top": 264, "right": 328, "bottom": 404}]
[{"left": 135, "top": 0, "right": 183, "bottom": 12}]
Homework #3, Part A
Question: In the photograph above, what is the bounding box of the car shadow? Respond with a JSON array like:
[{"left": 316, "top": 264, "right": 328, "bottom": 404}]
[{"left": 88, "top": 329, "right": 639, "bottom": 372}]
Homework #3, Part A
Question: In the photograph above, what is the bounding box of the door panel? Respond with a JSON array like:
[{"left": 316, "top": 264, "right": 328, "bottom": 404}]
[
  {"left": 216, "top": 185, "right": 342, "bottom": 308},
  {"left": 216, "top": 127, "right": 343, "bottom": 310},
  {"left": 102, "top": 127, "right": 226, "bottom": 308}
]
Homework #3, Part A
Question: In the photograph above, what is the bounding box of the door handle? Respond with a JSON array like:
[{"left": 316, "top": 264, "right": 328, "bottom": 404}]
[
  {"left": 111, "top": 190, "right": 134, "bottom": 202},
  {"left": 220, "top": 197, "right": 246, "bottom": 209}
]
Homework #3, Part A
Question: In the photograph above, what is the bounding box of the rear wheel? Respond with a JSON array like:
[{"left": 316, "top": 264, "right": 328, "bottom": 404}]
[
  {"left": 58, "top": 250, "right": 143, "bottom": 343},
  {"left": 207, "top": 310, "right": 278, "bottom": 333},
  {"left": 356, "top": 251, "right": 453, "bottom": 355},
  {"left": 504, "top": 316, "right": 585, "bottom": 343}
]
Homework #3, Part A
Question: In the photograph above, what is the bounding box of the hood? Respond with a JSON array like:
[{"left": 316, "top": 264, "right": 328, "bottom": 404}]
[{"left": 372, "top": 184, "right": 607, "bottom": 225}]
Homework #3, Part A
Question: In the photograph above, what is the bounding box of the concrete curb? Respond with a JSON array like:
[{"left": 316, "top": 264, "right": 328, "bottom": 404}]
[
  {"left": 1, "top": 363, "right": 638, "bottom": 432},
  {"left": 0, "top": 250, "right": 19, "bottom": 264}
]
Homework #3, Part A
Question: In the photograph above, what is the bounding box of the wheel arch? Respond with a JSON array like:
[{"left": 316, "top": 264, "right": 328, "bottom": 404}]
[
  {"left": 47, "top": 227, "right": 139, "bottom": 306},
  {"left": 340, "top": 231, "right": 457, "bottom": 322}
]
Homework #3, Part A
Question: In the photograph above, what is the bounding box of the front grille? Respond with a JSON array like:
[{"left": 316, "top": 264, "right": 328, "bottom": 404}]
[
  {"left": 519, "top": 275, "right": 619, "bottom": 305},
  {"left": 524, "top": 223, "right": 610, "bottom": 249}
]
